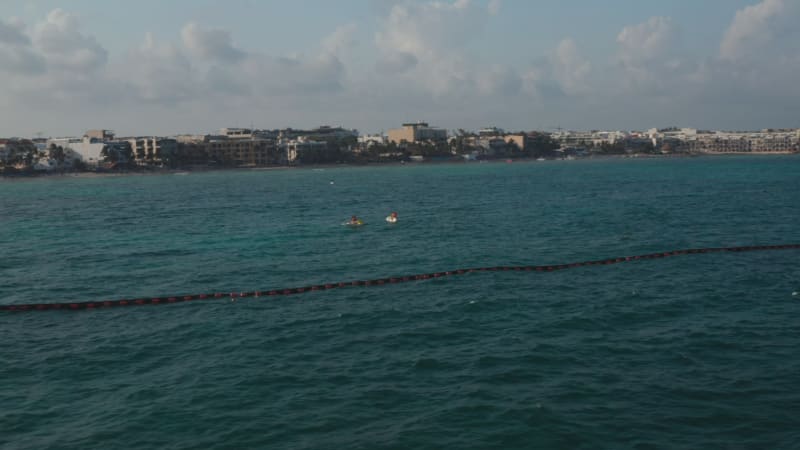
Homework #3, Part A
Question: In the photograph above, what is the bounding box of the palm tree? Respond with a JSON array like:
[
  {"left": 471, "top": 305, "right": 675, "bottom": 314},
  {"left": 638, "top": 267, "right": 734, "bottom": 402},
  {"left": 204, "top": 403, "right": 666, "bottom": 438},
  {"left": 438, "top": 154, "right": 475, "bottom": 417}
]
[
  {"left": 48, "top": 144, "right": 66, "bottom": 168},
  {"left": 22, "top": 145, "right": 39, "bottom": 169}
]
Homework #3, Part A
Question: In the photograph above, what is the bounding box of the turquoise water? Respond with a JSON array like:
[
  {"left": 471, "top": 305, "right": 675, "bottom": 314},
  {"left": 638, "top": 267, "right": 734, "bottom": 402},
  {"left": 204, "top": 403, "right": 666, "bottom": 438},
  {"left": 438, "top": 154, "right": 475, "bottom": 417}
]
[{"left": 2, "top": 157, "right": 800, "bottom": 449}]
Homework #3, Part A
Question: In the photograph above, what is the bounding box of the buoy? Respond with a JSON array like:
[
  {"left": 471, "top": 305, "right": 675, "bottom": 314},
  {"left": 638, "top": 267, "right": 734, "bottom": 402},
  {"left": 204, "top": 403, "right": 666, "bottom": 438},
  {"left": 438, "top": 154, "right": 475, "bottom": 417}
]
[{"left": 3, "top": 243, "right": 799, "bottom": 312}]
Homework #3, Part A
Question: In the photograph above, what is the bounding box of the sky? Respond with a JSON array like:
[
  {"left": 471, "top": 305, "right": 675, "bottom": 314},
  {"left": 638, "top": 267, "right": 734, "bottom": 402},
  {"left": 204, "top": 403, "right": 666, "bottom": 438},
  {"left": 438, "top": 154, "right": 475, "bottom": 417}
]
[{"left": 1, "top": 0, "right": 799, "bottom": 137}]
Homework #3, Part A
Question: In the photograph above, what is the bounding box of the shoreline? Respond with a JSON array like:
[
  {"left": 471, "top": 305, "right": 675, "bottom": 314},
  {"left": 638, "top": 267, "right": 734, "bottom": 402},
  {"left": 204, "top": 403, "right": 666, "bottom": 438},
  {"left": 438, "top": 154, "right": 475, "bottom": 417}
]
[{"left": 2, "top": 151, "right": 797, "bottom": 180}]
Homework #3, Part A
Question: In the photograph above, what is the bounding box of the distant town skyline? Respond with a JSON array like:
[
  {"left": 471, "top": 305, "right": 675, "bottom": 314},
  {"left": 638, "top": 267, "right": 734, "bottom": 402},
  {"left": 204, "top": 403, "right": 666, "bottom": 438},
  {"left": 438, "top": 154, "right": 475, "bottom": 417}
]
[{"left": 1, "top": 0, "right": 798, "bottom": 137}]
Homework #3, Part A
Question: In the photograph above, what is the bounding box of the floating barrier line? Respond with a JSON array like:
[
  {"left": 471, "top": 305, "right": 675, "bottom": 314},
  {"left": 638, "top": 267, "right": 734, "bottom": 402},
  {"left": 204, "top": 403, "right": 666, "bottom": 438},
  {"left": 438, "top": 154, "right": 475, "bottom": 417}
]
[{"left": 2, "top": 244, "right": 799, "bottom": 312}]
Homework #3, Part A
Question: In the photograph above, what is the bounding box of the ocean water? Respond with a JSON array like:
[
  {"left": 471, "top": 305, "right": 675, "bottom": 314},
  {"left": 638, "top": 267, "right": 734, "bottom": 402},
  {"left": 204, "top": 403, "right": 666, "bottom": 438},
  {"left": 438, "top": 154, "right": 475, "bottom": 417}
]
[{"left": 1, "top": 156, "right": 800, "bottom": 449}]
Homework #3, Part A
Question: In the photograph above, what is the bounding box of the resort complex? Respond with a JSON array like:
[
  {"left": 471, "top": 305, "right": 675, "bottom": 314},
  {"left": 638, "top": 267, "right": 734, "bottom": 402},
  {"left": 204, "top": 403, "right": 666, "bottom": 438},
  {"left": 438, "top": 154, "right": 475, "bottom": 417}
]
[{"left": 1, "top": 123, "right": 799, "bottom": 173}]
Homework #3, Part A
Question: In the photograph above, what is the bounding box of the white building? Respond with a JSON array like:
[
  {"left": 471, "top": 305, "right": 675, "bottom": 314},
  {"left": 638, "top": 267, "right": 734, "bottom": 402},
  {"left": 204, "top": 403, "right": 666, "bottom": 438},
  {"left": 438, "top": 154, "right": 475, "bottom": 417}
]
[
  {"left": 478, "top": 127, "right": 505, "bottom": 136},
  {"left": 219, "top": 128, "right": 254, "bottom": 139},
  {"left": 279, "top": 136, "right": 328, "bottom": 163},
  {"left": 358, "top": 134, "right": 387, "bottom": 147},
  {"left": 47, "top": 137, "right": 106, "bottom": 166},
  {"left": 127, "top": 137, "right": 177, "bottom": 164}
]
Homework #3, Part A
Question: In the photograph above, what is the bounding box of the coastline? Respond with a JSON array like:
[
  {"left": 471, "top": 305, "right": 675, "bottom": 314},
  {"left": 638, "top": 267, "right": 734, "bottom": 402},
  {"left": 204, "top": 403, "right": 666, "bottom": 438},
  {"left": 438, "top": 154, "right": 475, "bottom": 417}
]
[{"left": 2, "top": 151, "right": 797, "bottom": 180}]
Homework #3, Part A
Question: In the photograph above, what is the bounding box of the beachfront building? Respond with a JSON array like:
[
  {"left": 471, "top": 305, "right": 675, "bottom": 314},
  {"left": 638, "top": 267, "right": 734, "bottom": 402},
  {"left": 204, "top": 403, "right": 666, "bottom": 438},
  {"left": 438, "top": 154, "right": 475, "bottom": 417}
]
[
  {"left": 47, "top": 137, "right": 105, "bottom": 167},
  {"left": 388, "top": 122, "right": 447, "bottom": 144},
  {"left": 219, "top": 128, "right": 254, "bottom": 139},
  {"left": 475, "top": 136, "right": 512, "bottom": 155},
  {"left": 357, "top": 134, "right": 387, "bottom": 149},
  {"left": 551, "top": 130, "right": 599, "bottom": 150},
  {"left": 549, "top": 127, "right": 800, "bottom": 154},
  {"left": 279, "top": 136, "right": 328, "bottom": 164},
  {"left": 645, "top": 128, "right": 695, "bottom": 152},
  {"left": 589, "top": 131, "right": 628, "bottom": 147},
  {"left": 472, "top": 128, "right": 523, "bottom": 149},
  {"left": 306, "top": 126, "right": 358, "bottom": 141},
  {"left": 127, "top": 137, "right": 178, "bottom": 165},
  {"left": 478, "top": 127, "right": 505, "bottom": 136},
  {"left": 682, "top": 129, "right": 800, "bottom": 153},
  {"left": 44, "top": 135, "right": 134, "bottom": 167},
  {"left": 176, "top": 134, "right": 278, "bottom": 166},
  {"left": 208, "top": 137, "right": 275, "bottom": 165},
  {"left": 267, "top": 126, "right": 357, "bottom": 142},
  {"left": 449, "top": 128, "right": 532, "bottom": 158},
  {"left": 552, "top": 130, "right": 631, "bottom": 146}
]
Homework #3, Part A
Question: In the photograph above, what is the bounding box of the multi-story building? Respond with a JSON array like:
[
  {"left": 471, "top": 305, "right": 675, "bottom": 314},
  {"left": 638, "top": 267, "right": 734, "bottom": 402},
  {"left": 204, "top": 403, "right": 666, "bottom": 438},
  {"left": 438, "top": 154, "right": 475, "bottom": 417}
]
[
  {"left": 684, "top": 130, "right": 799, "bottom": 153},
  {"left": 307, "top": 126, "right": 358, "bottom": 141},
  {"left": 357, "top": 134, "right": 387, "bottom": 149},
  {"left": 219, "top": 128, "right": 254, "bottom": 139},
  {"left": 127, "top": 137, "right": 177, "bottom": 164},
  {"left": 104, "top": 141, "right": 134, "bottom": 164},
  {"left": 84, "top": 129, "right": 115, "bottom": 141},
  {"left": 552, "top": 130, "right": 596, "bottom": 147},
  {"left": 47, "top": 137, "right": 105, "bottom": 166},
  {"left": 502, "top": 134, "right": 527, "bottom": 151},
  {"left": 478, "top": 127, "right": 505, "bottom": 136},
  {"left": 269, "top": 126, "right": 356, "bottom": 142},
  {"left": 177, "top": 135, "right": 278, "bottom": 166},
  {"left": 46, "top": 136, "right": 133, "bottom": 167},
  {"left": 388, "top": 122, "right": 447, "bottom": 144},
  {"left": 279, "top": 136, "right": 328, "bottom": 163},
  {"left": 474, "top": 136, "right": 511, "bottom": 155}
]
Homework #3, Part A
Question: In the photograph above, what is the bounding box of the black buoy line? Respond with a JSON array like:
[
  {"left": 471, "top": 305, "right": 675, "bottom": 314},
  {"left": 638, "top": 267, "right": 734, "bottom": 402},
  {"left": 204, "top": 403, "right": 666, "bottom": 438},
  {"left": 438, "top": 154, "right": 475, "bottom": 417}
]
[{"left": 2, "top": 244, "right": 798, "bottom": 312}]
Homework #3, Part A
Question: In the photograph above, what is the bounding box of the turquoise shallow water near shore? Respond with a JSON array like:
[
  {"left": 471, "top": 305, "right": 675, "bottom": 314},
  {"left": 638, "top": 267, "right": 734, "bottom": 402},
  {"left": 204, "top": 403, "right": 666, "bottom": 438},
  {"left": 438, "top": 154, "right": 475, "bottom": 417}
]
[{"left": 2, "top": 157, "right": 800, "bottom": 449}]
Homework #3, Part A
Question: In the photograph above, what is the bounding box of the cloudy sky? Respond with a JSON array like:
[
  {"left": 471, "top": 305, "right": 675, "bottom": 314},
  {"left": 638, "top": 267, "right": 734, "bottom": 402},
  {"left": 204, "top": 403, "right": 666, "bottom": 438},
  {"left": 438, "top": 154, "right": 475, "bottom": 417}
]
[{"left": 1, "top": 0, "right": 798, "bottom": 137}]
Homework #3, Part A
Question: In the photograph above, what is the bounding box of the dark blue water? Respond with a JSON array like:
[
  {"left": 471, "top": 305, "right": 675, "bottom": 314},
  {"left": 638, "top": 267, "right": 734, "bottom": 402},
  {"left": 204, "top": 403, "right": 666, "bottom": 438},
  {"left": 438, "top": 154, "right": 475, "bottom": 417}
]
[{"left": 2, "top": 157, "right": 800, "bottom": 449}]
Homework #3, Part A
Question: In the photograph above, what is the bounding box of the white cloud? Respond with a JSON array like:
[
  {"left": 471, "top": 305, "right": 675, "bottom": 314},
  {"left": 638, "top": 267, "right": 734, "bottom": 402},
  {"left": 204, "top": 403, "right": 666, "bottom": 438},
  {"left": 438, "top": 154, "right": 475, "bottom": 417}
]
[
  {"left": 241, "top": 53, "right": 346, "bottom": 95},
  {"left": 520, "top": 66, "right": 544, "bottom": 97},
  {"left": 0, "top": 9, "right": 121, "bottom": 110},
  {"left": 32, "top": 9, "right": 107, "bottom": 71},
  {"left": 552, "top": 39, "right": 591, "bottom": 95},
  {"left": 614, "top": 16, "right": 684, "bottom": 90},
  {"left": 5, "top": 3, "right": 800, "bottom": 137},
  {"left": 476, "top": 65, "right": 521, "bottom": 95},
  {"left": 516, "top": 39, "right": 593, "bottom": 99},
  {"left": 0, "top": 18, "right": 45, "bottom": 74},
  {"left": 0, "top": 17, "right": 29, "bottom": 45},
  {"left": 181, "top": 22, "right": 246, "bottom": 63},
  {"left": 376, "top": 0, "right": 483, "bottom": 59},
  {"left": 374, "top": 0, "right": 490, "bottom": 94},
  {"left": 375, "top": 50, "right": 417, "bottom": 74},
  {"left": 322, "top": 23, "right": 357, "bottom": 56},
  {"left": 719, "top": 0, "right": 798, "bottom": 61},
  {"left": 617, "top": 16, "right": 674, "bottom": 64},
  {"left": 128, "top": 21, "right": 351, "bottom": 102},
  {"left": 0, "top": 45, "right": 46, "bottom": 75},
  {"left": 124, "top": 32, "right": 199, "bottom": 104}
]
